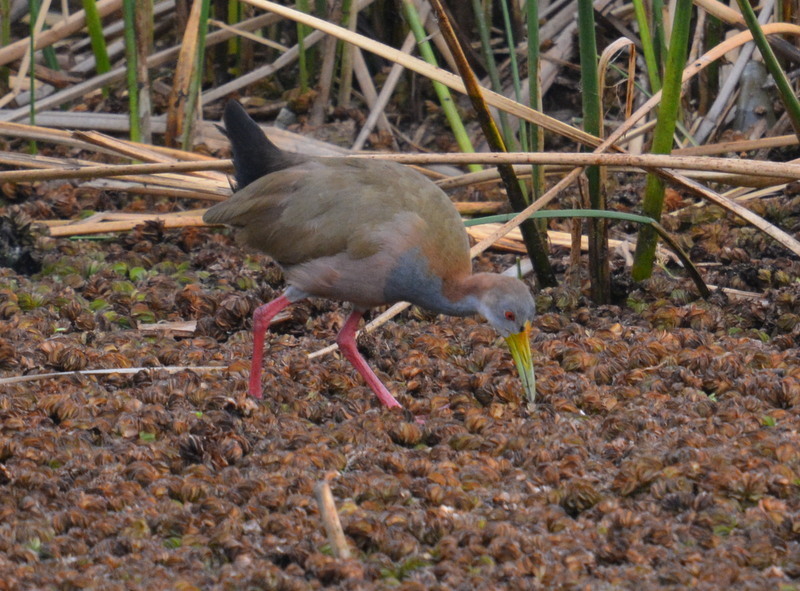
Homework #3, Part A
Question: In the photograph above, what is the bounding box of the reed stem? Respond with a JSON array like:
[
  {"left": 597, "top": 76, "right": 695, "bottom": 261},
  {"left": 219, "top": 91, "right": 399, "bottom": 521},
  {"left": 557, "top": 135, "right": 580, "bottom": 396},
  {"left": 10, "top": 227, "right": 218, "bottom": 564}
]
[
  {"left": 735, "top": 0, "right": 800, "bottom": 138},
  {"left": 472, "top": 0, "right": 515, "bottom": 147},
  {"left": 28, "top": 0, "right": 37, "bottom": 153},
  {"left": 297, "top": 0, "right": 310, "bottom": 93},
  {"left": 181, "top": 0, "right": 210, "bottom": 149},
  {"left": 122, "top": 0, "right": 140, "bottom": 141},
  {"left": 577, "top": 0, "right": 608, "bottom": 302},
  {"left": 1, "top": 0, "right": 11, "bottom": 90},
  {"left": 403, "top": 0, "right": 480, "bottom": 172},
  {"left": 82, "top": 0, "right": 111, "bottom": 96},
  {"left": 632, "top": 0, "right": 693, "bottom": 279}
]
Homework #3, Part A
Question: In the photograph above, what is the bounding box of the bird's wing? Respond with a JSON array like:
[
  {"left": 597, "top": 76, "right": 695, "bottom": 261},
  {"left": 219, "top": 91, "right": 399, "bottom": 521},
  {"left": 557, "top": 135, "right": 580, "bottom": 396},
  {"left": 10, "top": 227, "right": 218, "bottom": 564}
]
[
  {"left": 202, "top": 166, "right": 305, "bottom": 226},
  {"left": 204, "top": 158, "right": 469, "bottom": 270}
]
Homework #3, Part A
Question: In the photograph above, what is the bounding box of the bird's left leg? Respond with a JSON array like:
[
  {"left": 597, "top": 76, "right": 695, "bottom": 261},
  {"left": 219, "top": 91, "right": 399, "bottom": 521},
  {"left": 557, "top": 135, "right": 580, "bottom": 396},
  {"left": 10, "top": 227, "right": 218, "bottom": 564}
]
[
  {"left": 336, "top": 309, "right": 402, "bottom": 410},
  {"left": 249, "top": 293, "right": 293, "bottom": 398}
]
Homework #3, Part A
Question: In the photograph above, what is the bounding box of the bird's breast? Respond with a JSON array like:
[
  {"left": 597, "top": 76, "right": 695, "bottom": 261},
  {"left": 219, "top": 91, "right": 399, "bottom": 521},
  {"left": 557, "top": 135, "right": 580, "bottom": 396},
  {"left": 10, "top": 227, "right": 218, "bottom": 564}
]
[{"left": 384, "top": 248, "right": 477, "bottom": 317}]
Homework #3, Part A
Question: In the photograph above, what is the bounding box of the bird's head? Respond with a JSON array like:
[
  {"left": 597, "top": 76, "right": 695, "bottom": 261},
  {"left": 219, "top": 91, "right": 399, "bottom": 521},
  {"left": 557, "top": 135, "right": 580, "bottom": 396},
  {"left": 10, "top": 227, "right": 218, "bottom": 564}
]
[
  {"left": 477, "top": 275, "right": 536, "bottom": 337},
  {"left": 475, "top": 275, "right": 536, "bottom": 403}
]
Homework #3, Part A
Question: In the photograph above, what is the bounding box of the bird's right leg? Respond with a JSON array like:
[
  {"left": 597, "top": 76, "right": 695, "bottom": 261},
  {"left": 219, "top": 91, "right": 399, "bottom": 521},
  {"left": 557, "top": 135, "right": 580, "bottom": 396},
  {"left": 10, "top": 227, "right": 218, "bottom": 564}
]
[
  {"left": 248, "top": 293, "right": 292, "bottom": 398},
  {"left": 336, "top": 309, "right": 403, "bottom": 410}
]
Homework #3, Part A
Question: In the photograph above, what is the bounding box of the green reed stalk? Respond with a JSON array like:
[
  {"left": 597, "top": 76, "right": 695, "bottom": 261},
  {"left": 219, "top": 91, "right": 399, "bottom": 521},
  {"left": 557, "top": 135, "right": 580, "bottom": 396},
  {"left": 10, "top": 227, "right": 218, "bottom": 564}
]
[
  {"left": 122, "top": 0, "right": 140, "bottom": 141},
  {"left": 336, "top": 0, "right": 355, "bottom": 106},
  {"left": 632, "top": 0, "right": 692, "bottom": 279},
  {"left": 472, "top": 0, "right": 515, "bottom": 147},
  {"left": 403, "top": 0, "right": 480, "bottom": 172},
  {"left": 28, "top": 0, "right": 36, "bottom": 152},
  {"left": 1, "top": 0, "right": 10, "bottom": 89},
  {"left": 499, "top": 0, "right": 526, "bottom": 151},
  {"left": 577, "top": 0, "right": 608, "bottom": 302},
  {"left": 526, "top": 0, "right": 545, "bottom": 215},
  {"left": 297, "top": 0, "right": 310, "bottom": 93},
  {"left": 29, "top": 0, "right": 59, "bottom": 71},
  {"left": 735, "top": 0, "right": 800, "bottom": 138},
  {"left": 652, "top": 0, "right": 667, "bottom": 66},
  {"left": 631, "top": 0, "right": 661, "bottom": 93},
  {"left": 228, "top": 0, "right": 241, "bottom": 75},
  {"left": 82, "top": 0, "right": 111, "bottom": 94}
]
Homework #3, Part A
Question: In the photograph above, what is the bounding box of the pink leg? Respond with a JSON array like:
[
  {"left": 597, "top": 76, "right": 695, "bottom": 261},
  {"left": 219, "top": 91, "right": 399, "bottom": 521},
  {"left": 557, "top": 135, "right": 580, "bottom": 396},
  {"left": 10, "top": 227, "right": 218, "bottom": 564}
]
[
  {"left": 337, "top": 310, "right": 402, "bottom": 410},
  {"left": 248, "top": 294, "right": 292, "bottom": 398}
]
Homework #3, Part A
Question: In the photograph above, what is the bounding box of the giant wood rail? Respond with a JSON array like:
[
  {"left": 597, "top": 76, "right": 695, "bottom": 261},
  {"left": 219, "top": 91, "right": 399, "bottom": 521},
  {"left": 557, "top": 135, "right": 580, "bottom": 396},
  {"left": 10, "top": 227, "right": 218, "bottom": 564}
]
[{"left": 204, "top": 101, "right": 536, "bottom": 411}]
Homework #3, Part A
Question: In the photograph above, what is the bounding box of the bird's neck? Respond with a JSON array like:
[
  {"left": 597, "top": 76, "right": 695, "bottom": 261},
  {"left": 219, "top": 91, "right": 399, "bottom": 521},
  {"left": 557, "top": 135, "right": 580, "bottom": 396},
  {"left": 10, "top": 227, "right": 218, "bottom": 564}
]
[
  {"left": 437, "top": 272, "right": 499, "bottom": 317},
  {"left": 384, "top": 252, "right": 500, "bottom": 317}
]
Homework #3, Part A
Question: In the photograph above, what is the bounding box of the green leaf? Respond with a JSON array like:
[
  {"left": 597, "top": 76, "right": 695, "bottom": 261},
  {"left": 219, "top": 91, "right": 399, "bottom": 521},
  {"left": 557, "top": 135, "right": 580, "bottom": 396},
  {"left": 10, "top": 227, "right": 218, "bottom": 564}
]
[
  {"left": 89, "top": 298, "right": 108, "bottom": 312},
  {"left": 111, "top": 262, "right": 128, "bottom": 275},
  {"left": 164, "top": 536, "right": 182, "bottom": 549},
  {"left": 128, "top": 266, "right": 147, "bottom": 281}
]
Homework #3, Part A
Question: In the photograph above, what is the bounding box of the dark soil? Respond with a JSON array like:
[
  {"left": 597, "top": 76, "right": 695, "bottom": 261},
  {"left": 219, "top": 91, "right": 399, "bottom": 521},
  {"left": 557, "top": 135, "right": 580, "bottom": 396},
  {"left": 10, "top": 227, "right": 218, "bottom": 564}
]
[{"left": 2, "top": 152, "right": 800, "bottom": 590}]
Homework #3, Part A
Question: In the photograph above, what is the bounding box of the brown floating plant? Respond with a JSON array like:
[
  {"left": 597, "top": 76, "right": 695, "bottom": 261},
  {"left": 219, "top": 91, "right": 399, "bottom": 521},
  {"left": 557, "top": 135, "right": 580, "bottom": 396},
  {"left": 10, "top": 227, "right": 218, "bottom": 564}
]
[{"left": 2, "top": 0, "right": 800, "bottom": 588}]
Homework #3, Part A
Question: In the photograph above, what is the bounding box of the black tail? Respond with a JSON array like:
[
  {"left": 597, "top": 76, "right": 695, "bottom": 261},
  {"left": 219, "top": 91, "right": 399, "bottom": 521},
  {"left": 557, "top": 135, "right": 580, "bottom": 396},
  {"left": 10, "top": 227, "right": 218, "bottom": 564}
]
[{"left": 223, "top": 100, "right": 300, "bottom": 190}]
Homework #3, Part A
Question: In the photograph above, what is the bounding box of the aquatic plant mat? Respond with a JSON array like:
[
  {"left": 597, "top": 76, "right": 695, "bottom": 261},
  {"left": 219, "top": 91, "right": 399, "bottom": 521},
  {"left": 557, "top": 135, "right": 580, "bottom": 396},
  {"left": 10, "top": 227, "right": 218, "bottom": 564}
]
[{"left": 2, "top": 0, "right": 800, "bottom": 587}]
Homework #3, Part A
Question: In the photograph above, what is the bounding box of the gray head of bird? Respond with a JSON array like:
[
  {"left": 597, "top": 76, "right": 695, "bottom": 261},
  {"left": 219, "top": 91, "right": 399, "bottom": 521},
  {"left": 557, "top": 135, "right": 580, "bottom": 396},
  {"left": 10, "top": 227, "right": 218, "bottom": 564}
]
[
  {"left": 474, "top": 275, "right": 536, "bottom": 337},
  {"left": 473, "top": 275, "right": 537, "bottom": 403}
]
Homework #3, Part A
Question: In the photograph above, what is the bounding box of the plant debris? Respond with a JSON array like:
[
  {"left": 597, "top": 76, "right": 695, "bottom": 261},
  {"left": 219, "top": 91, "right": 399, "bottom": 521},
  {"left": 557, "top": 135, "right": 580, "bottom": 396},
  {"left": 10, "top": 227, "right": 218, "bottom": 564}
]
[
  {"left": 2, "top": 2, "right": 800, "bottom": 584},
  {"left": 2, "top": 181, "right": 800, "bottom": 587}
]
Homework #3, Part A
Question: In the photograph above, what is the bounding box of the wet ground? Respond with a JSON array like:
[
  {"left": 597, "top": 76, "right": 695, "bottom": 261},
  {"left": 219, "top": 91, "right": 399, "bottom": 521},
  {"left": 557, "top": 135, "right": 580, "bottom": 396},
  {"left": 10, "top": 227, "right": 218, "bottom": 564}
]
[{"left": 1, "top": 176, "right": 800, "bottom": 589}]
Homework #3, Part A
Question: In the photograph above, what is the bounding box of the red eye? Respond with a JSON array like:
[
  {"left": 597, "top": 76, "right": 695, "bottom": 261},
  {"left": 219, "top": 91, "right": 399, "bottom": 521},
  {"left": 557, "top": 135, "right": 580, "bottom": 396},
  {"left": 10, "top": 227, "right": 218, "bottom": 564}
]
[{"left": 504, "top": 311, "right": 516, "bottom": 321}]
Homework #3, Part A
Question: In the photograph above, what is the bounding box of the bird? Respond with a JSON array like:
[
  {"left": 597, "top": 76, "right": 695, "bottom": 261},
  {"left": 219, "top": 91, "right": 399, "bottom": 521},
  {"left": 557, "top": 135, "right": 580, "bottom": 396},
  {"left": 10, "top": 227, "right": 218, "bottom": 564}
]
[{"left": 204, "top": 100, "right": 536, "bottom": 412}]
